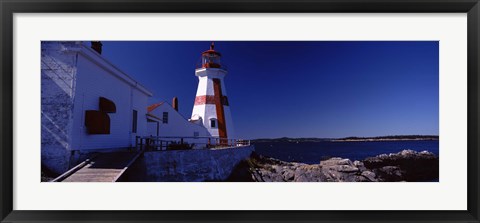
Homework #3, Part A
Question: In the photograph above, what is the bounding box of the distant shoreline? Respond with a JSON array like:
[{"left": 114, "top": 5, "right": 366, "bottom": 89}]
[
  {"left": 331, "top": 138, "right": 438, "bottom": 142},
  {"left": 252, "top": 135, "right": 439, "bottom": 143},
  {"left": 332, "top": 135, "right": 438, "bottom": 142}
]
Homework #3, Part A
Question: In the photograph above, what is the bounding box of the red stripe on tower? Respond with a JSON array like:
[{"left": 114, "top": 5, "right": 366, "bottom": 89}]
[
  {"left": 213, "top": 78, "right": 228, "bottom": 142},
  {"left": 194, "top": 95, "right": 215, "bottom": 105},
  {"left": 194, "top": 95, "right": 229, "bottom": 106}
]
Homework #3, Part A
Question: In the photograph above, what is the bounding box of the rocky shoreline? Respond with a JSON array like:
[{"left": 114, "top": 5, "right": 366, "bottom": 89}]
[{"left": 227, "top": 150, "right": 439, "bottom": 182}]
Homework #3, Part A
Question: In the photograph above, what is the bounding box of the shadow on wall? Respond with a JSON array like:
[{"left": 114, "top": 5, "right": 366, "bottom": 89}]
[{"left": 41, "top": 46, "right": 77, "bottom": 177}]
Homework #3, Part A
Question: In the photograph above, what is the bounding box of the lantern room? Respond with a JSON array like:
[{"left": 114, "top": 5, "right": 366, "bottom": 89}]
[{"left": 199, "top": 42, "right": 224, "bottom": 69}]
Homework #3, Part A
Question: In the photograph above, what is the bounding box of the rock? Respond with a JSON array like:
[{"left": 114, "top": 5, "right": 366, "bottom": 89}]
[
  {"left": 364, "top": 149, "right": 438, "bottom": 181},
  {"left": 282, "top": 169, "right": 295, "bottom": 181},
  {"left": 324, "top": 164, "right": 358, "bottom": 173},
  {"left": 294, "top": 165, "right": 326, "bottom": 182},
  {"left": 320, "top": 158, "right": 352, "bottom": 166},
  {"left": 251, "top": 169, "right": 264, "bottom": 182},
  {"left": 353, "top": 160, "right": 367, "bottom": 172},
  {"left": 318, "top": 157, "right": 361, "bottom": 181},
  {"left": 294, "top": 174, "right": 312, "bottom": 182},
  {"left": 228, "top": 150, "right": 438, "bottom": 182},
  {"left": 361, "top": 170, "right": 377, "bottom": 182},
  {"left": 375, "top": 166, "right": 403, "bottom": 181}
]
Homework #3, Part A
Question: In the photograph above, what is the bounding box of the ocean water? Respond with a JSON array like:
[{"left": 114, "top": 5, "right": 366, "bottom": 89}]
[{"left": 253, "top": 140, "right": 439, "bottom": 164}]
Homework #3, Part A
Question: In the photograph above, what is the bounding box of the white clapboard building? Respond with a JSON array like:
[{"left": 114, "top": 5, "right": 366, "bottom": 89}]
[
  {"left": 42, "top": 41, "right": 152, "bottom": 174},
  {"left": 146, "top": 98, "right": 211, "bottom": 148}
]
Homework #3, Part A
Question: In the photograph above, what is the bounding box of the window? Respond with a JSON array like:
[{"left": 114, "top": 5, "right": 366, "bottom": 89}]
[
  {"left": 162, "top": 112, "right": 168, "bottom": 124},
  {"left": 132, "top": 110, "right": 138, "bottom": 133},
  {"left": 210, "top": 119, "right": 216, "bottom": 128},
  {"left": 222, "top": 96, "right": 229, "bottom": 106}
]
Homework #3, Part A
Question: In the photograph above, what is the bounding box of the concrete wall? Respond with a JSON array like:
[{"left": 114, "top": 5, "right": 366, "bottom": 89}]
[{"left": 124, "top": 145, "right": 254, "bottom": 182}]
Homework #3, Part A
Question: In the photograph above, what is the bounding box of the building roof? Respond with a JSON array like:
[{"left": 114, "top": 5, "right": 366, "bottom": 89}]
[{"left": 147, "top": 102, "right": 164, "bottom": 113}]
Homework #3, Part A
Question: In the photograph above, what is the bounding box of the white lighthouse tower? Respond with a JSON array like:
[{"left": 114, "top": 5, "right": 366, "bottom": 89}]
[{"left": 191, "top": 42, "right": 235, "bottom": 141}]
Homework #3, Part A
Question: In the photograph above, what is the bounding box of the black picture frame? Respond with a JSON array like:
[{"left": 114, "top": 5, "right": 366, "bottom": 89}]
[{"left": 1, "top": 0, "right": 479, "bottom": 222}]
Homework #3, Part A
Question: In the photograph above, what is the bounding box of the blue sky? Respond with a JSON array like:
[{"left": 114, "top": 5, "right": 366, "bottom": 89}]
[{"left": 100, "top": 41, "right": 439, "bottom": 139}]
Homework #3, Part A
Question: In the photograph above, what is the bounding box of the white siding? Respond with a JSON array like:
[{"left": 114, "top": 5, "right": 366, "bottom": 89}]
[
  {"left": 149, "top": 103, "right": 210, "bottom": 146},
  {"left": 195, "top": 76, "right": 209, "bottom": 95},
  {"left": 147, "top": 122, "right": 158, "bottom": 136},
  {"left": 203, "top": 104, "right": 219, "bottom": 137},
  {"left": 71, "top": 53, "right": 150, "bottom": 150},
  {"left": 132, "top": 88, "right": 149, "bottom": 144}
]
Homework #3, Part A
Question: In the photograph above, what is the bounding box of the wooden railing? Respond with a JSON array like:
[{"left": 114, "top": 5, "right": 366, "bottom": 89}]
[{"left": 135, "top": 136, "right": 250, "bottom": 151}]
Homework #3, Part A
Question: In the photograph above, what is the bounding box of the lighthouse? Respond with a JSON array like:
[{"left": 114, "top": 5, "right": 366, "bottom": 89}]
[{"left": 191, "top": 42, "right": 235, "bottom": 140}]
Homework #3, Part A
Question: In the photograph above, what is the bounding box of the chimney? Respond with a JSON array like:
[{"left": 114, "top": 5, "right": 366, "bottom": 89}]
[
  {"left": 91, "top": 41, "right": 103, "bottom": 54},
  {"left": 172, "top": 97, "right": 179, "bottom": 111}
]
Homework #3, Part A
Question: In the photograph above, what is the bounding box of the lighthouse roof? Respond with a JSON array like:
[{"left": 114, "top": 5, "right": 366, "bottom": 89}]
[{"left": 201, "top": 42, "right": 221, "bottom": 56}]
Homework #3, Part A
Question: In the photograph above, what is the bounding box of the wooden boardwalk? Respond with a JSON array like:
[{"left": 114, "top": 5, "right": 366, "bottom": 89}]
[{"left": 56, "top": 151, "right": 142, "bottom": 182}]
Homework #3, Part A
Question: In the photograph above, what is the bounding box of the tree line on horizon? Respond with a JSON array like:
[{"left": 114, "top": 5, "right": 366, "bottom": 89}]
[{"left": 251, "top": 135, "right": 439, "bottom": 142}]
